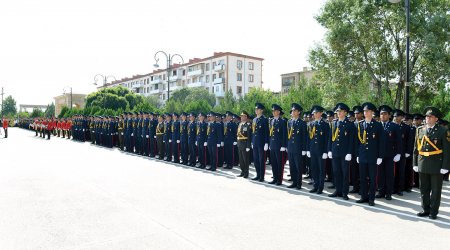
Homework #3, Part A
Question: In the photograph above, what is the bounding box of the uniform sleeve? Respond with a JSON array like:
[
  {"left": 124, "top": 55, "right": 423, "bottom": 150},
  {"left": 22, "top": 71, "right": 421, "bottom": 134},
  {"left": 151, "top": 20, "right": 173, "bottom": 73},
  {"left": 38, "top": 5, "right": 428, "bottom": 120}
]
[
  {"left": 378, "top": 123, "right": 386, "bottom": 159},
  {"left": 247, "top": 123, "right": 252, "bottom": 149},
  {"left": 355, "top": 123, "right": 360, "bottom": 157},
  {"left": 442, "top": 128, "right": 450, "bottom": 170},
  {"left": 322, "top": 122, "right": 330, "bottom": 154},
  {"left": 264, "top": 118, "right": 270, "bottom": 144},
  {"left": 327, "top": 122, "right": 333, "bottom": 152},
  {"left": 347, "top": 123, "right": 356, "bottom": 155},
  {"left": 301, "top": 122, "right": 307, "bottom": 152},
  {"left": 395, "top": 125, "right": 403, "bottom": 156},
  {"left": 217, "top": 123, "right": 223, "bottom": 142}
]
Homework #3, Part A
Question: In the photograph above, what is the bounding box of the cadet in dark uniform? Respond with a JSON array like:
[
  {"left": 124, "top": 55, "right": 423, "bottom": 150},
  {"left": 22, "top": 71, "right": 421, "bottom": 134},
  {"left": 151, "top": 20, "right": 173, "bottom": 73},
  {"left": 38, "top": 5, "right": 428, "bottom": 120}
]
[
  {"left": 196, "top": 112, "right": 208, "bottom": 169},
  {"left": 287, "top": 103, "right": 307, "bottom": 189},
  {"left": 172, "top": 113, "right": 181, "bottom": 163},
  {"left": 164, "top": 113, "right": 173, "bottom": 161},
  {"left": 224, "top": 111, "right": 238, "bottom": 169},
  {"left": 156, "top": 114, "right": 165, "bottom": 160},
  {"left": 187, "top": 113, "right": 197, "bottom": 166},
  {"left": 307, "top": 105, "right": 330, "bottom": 194},
  {"left": 327, "top": 103, "right": 355, "bottom": 200},
  {"left": 350, "top": 106, "right": 363, "bottom": 194},
  {"left": 413, "top": 107, "right": 450, "bottom": 220},
  {"left": 392, "top": 109, "right": 410, "bottom": 196},
  {"left": 216, "top": 114, "right": 225, "bottom": 168},
  {"left": 207, "top": 112, "right": 222, "bottom": 171},
  {"left": 355, "top": 103, "right": 385, "bottom": 206},
  {"left": 180, "top": 112, "right": 189, "bottom": 165},
  {"left": 376, "top": 105, "right": 402, "bottom": 200},
  {"left": 252, "top": 103, "right": 270, "bottom": 182},
  {"left": 237, "top": 111, "right": 252, "bottom": 178},
  {"left": 142, "top": 112, "right": 150, "bottom": 156},
  {"left": 268, "top": 104, "right": 287, "bottom": 185},
  {"left": 149, "top": 112, "right": 158, "bottom": 158}
]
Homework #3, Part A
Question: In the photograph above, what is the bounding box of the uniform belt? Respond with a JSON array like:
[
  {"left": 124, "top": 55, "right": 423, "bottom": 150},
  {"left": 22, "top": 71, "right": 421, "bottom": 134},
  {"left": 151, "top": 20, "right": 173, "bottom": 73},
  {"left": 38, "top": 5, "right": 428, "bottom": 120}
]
[
  {"left": 418, "top": 150, "right": 442, "bottom": 157},
  {"left": 238, "top": 137, "right": 248, "bottom": 140},
  {"left": 156, "top": 133, "right": 164, "bottom": 135}
]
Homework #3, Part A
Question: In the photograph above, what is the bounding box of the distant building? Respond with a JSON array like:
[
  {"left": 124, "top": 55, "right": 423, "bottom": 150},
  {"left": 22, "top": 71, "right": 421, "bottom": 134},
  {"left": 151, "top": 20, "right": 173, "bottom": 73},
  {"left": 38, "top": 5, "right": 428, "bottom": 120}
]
[
  {"left": 97, "top": 52, "right": 264, "bottom": 105},
  {"left": 54, "top": 93, "right": 86, "bottom": 117},
  {"left": 281, "top": 67, "right": 315, "bottom": 94}
]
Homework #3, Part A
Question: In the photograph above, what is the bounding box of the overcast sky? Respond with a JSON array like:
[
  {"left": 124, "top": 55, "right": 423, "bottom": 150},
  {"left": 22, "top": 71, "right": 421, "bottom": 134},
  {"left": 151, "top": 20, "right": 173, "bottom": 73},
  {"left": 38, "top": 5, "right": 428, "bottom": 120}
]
[{"left": 0, "top": 0, "right": 326, "bottom": 106}]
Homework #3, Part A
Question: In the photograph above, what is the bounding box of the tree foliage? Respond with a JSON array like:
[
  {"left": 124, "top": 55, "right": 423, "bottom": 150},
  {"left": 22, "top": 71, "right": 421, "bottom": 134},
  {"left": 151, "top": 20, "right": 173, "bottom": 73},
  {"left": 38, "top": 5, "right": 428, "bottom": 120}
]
[{"left": 2, "top": 95, "right": 17, "bottom": 116}]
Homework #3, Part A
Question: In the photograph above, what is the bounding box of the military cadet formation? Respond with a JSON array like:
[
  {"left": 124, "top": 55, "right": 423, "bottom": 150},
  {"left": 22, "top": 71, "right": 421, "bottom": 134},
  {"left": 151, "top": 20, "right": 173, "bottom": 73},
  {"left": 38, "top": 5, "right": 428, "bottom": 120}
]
[{"left": 18, "top": 103, "right": 450, "bottom": 220}]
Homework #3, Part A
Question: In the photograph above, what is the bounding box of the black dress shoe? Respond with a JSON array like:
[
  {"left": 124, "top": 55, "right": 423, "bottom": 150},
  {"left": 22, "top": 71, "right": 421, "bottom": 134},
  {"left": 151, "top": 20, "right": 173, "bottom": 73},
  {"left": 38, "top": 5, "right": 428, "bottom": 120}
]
[
  {"left": 243, "top": 175, "right": 249, "bottom": 179},
  {"left": 328, "top": 185, "right": 336, "bottom": 189},
  {"left": 268, "top": 180, "right": 277, "bottom": 185},
  {"left": 317, "top": 189, "right": 323, "bottom": 194},
  {"left": 385, "top": 194, "right": 392, "bottom": 200},
  {"left": 356, "top": 198, "right": 368, "bottom": 203},
  {"left": 417, "top": 211, "right": 430, "bottom": 217},
  {"left": 237, "top": 173, "right": 244, "bottom": 177},
  {"left": 349, "top": 189, "right": 359, "bottom": 194},
  {"left": 307, "top": 181, "right": 314, "bottom": 185},
  {"left": 328, "top": 192, "right": 338, "bottom": 197},
  {"left": 368, "top": 200, "right": 375, "bottom": 206},
  {"left": 275, "top": 182, "right": 282, "bottom": 186},
  {"left": 342, "top": 195, "right": 349, "bottom": 200},
  {"left": 309, "top": 188, "right": 318, "bottom": 193},
  {"left": 397, "top": 191, "right": 403, "bottom": 196},
  {"left": 287, "top": 183, "right": 297, "bottom": 188},
  {"left": 297, "top": 186, "right": 302, "bottom": 190},
  {"left": 429, "top": 214, "right": 437, "bottom": 220},
  {"left": 258, "top": 179, "right": 264, "bottom": 182},
  {"left": 375, "top": 193, "right": 385, "bottom": 199},
  {"left": 251, "top": 176, "right": 259, "bottom": 181}
]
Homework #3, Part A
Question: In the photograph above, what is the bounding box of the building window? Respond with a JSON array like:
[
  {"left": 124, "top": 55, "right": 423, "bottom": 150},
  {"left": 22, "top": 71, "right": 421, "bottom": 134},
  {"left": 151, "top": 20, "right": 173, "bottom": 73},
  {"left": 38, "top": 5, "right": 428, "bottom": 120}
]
[
  {"left": 237, "top": 73, "right": 242, "bottom": 82},
  {"left": 205, "top": 63, "right": 210, "bottom": 71},
  {"left": 212, "top": 74, "right": 216, "bottom": 81},
  {"left": 199, "top": 76, "right": 203, "bottom": 82},
  {"left": 172, "top": 70, "right": 177, "bottom": 76},
  {"left": 213, "top": 62, "right": 217, "bottom": 68},
  {"left": 151, "top": 76, "right": 154, "bottom": 81},
  {"left": 249, "top": 62, "right": 254, "bottom": 70},
  {"left": 219, "top": 72, "right": 224, "bottom": 78},
  {"left": 155, "top": 84, "right": 158, "bottom": 90},
  {"left": 206, "top": 75, "right": 210, "bottom": 83},
  {"left": 237, "top": 86, "right": 242, "bottom": 94},
  {"left": 215, "top": 86, "right": 219, "bottom": 92},
  {"left": 249, "top": 74, "right": 254, "bottom": 82},
  {"left": 182, "top": 69, "right": 185, "bottom": 76},
  {"left": 237, "top": 60, "right": 242, "bottom": 69},
  {"left": 147, "top": 87, "right": 150, "bottom": 92}
]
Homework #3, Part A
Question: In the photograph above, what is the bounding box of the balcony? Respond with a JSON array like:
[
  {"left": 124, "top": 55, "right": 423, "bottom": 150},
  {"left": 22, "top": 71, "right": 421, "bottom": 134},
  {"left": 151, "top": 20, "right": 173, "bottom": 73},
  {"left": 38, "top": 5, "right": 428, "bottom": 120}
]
[
  {"left": 149, "top": 88, "right": 162, "bottom": 95},
  {"left": 188, "top": 81, "right": 204, "bottom": 88},
  {"left": 214, "top": 64, "right": 225, "bottom": 71},
  {"left": 150, "top": 78, "right": 163, "bottom": 84},
  {"left": 132, "top": 83, "right": 144, "bottom": 89},
  {"left": 169, "top": 75, "right": 181, "bottom": 82},
  {"left": 214, "top": 84, "right": 225, "bottom": 97},
  {"left": 187, "top": 69, "right": 203, "bottom": 77},
  {"left": 213, "top": 77, "right": 225, "bottom": 84},
  {"left": 169, "top": 85, "right": 181, "bottom": 91}
]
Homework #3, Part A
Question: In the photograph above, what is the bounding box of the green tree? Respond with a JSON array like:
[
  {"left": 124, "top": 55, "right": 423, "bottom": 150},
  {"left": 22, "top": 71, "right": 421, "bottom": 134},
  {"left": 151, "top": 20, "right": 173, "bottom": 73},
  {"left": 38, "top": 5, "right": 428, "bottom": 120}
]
[
  {"left": 215, "top": 90, "right": 237, "bottom": 113},
  {"left": 309, "top": 0, "right": 449, "bottom": 111},
  {"left": 30, "top": 108, "right": 44, "bottom": 118},
  {"left": 44, "top": 103, "right": 55, "bottom": 118},
  {"left": 1, "top": 95, "right": 17, "bottom": 116}
]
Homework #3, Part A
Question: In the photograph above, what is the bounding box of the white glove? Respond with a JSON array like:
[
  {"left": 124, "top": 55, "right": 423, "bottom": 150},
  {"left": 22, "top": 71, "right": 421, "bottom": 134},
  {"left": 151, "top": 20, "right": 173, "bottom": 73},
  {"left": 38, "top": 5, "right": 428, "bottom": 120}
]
[
  {"left": 195, "top": 141, "right": 198, "bottom": 146},
  {"left": 246, "top": 148, "right": 250, "bottom": 152},
  {"left": 307, "top": 151, "right": 311, "bottom": 158},
  {"left": 328, "top": 151, "right": 332, "bottom": 159},
  {"left": 376, "top": 158, "right": 383, "bottom": 165},
  {"left": 393, "top": 154, "right": 401, "bottom": 162},
  {"left": 357, "top": 157, "right": 359, "bottom": 163},
  {"left": 280, "top": 147, "right": 286, "bottom": 152},
  {"left": 233, "top": 142, "right": 237, "bottom": 145},
  {"left": 440, "top": 169, "right": 449, "bottom": 174},
  {"left": 121, "top": 133, "right": 124, "bottom": 135},
  {"left": 177, "top": 140, "right": 180, "bottom": 143},
  {"left": 405, "top": 153, "right": 411, "bottom": 158},
  {"left": 251, "top": 144, "right": 253, "bottom": 149},
  {"left": 204, "top": 142, "right": 207, "bottom": 147},
  {"left": 83, "top": 129, "right": 85, "bottom": 132},
  {"left": 264, "top": 143, "right": 268, "bottom": 151},
  {"left": 217, "top": 144, "right": 221, "bottom": 147},
  {"left": 322, "top": 153, "right": 328, "bottom": 159},
  {"left": 131, "top": 133, "right": 134, "bottom": 136},
  {"left": 154, "top": 136, "right": 156, "bottom": 139},
  {"left": 413, "top": 166, "right": 418, "bottom": 172},
  {"left": 146, "top": 135, "right": 149, "bottom": 138},
  {"left": 302, "top": 151, "right": 306, "bottom": 156},
  {"left": 221, "top": 142, "right": 224, "bottom": 147},
  {"left": 169, "top": 139, "right": 172, "bottom": 143},
  {"left": 345, "top": 154, "right": 352, "bottom": 161}
]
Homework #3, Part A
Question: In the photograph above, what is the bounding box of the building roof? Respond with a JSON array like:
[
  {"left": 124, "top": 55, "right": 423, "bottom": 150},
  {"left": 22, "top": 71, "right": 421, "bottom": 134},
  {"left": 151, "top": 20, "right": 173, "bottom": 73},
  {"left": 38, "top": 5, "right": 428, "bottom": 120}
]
[{"left": 98, "top": 52, "right": 264, "bottom": 89}]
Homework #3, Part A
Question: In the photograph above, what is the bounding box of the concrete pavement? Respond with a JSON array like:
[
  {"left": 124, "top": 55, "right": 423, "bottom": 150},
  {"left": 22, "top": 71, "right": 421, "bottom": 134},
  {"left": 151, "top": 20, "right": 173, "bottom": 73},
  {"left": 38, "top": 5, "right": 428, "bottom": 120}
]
[{"left": 0, "top": 128, "right": 449, "bottom": 249}]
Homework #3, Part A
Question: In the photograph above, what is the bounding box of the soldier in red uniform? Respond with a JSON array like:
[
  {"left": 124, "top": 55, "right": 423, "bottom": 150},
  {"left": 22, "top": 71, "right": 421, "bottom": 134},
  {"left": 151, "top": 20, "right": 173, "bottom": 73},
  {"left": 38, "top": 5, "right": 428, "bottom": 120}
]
[{"left": 2, "top": 117, "right": 8, "bottom": 138}]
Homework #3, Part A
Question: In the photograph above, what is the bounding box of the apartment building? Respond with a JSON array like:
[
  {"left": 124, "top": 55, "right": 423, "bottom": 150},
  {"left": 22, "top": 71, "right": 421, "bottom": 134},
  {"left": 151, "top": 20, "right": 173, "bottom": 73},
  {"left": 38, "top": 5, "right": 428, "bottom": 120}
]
[
  {"left": 98, "top": 52, "right": 264, "bottom": 105},
  {"left": 281, "top": 67, "right": 315, "bottom": 94}
]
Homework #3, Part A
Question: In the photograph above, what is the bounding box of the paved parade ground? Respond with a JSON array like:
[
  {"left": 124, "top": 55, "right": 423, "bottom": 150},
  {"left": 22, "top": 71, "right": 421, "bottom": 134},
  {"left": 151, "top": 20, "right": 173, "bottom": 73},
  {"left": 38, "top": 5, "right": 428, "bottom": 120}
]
[{"left": 0, "top": 128, "right": 449, "bottom": 249}]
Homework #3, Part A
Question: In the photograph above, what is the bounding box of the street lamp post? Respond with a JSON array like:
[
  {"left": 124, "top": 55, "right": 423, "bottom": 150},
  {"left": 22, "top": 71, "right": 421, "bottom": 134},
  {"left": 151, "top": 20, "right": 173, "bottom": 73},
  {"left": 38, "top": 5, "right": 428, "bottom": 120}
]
[
  {"left": 153, "top": 51, "right": 184, "bottom": 101},
  {"left": 389, "top": 0, "right": 410, "bottom": 113},
  {"left": 93, "top": 74, "right": 117, "bottom": 87},
  {"left": 63, "top": 86, "right": 73, "bottom": 110}
]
